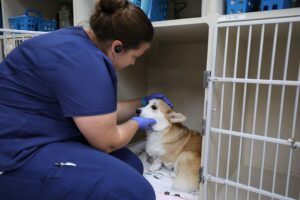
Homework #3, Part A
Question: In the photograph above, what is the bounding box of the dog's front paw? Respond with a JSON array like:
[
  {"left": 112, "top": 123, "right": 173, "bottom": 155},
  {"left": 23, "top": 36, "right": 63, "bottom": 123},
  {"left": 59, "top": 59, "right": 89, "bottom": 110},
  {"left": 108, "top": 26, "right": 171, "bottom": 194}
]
[
  {"left": 164, "top": 162, "right": 174, "bottom": 171},
  {"left": 170, "top": 171, "right": 176, "bottom": 178},
  {"left": 148, "top": 163, "right": 162, "bottom": 172}
]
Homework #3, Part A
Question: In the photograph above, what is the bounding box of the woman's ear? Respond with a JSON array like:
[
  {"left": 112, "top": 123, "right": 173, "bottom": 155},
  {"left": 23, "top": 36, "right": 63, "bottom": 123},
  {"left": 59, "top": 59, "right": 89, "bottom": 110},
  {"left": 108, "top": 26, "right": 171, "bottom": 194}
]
[
  {"left": 168, "top": 111, "right": 187, "bottom": 123},
  {"left": 111, "top": 40, "right": 123, "bottom": 54}
]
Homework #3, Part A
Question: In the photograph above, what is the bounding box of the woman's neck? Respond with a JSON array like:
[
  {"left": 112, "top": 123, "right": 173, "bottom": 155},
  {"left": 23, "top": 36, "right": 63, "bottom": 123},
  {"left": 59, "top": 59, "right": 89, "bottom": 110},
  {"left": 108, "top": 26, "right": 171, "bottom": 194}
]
[
  {"left": 84, "top": 28, "right": 114, "bottom": 63},
  {"left": 84, "top": 28, "right": 106, "bottom": 52}
]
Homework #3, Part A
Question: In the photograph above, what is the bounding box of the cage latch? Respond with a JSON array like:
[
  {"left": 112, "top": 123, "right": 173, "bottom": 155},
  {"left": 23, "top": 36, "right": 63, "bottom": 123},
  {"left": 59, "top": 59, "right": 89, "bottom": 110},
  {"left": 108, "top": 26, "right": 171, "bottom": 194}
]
[
  {"left": 203, "top": 70, "right": 211, "bottom": 88},
  {"left": 201, "top": 119, "right": 206, "bottom": 136},
  {"left": 288, "top": 138, "right": 297, "bottom": 149},
  {"left": 199, "top": 167, "right": 205, "bottom": 183}
]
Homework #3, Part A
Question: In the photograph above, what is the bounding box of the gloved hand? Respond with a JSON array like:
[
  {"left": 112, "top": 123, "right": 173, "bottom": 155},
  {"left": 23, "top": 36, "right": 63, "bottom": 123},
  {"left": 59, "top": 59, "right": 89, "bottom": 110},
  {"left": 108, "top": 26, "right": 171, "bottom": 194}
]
[
  {"left": 141, "top": 93, "right": 174, "bottom": 108},
  {"left": 131, "top": 116, "right": 156, "bottom": 131}
]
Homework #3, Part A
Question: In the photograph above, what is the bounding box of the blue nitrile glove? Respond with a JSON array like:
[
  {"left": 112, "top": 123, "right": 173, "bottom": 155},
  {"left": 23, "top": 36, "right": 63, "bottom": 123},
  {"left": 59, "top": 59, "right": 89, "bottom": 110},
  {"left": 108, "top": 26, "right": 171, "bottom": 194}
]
[
  {"left": 131, "top": 116, "right": 156, "bottom": 131},
  {"left": 141, "top": 93, "right": 174, "bottom": 108}
]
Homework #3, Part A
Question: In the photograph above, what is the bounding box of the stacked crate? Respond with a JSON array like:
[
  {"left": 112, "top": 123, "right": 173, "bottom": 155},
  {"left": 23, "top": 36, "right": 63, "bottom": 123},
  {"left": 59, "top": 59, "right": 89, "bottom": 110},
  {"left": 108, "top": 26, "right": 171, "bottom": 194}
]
[
  {"left": 226, "top": 0, "right": 260, "bottom": 14},
  {"left": 129, "top": 0, "right": 168, "bottom": 21},
  {"left": 9, "top": 9, "right": 56, "bottom": 32},
  {"left": 260, "top": 0, "right": 292, "bottom": 10},
  {"left": 226, "top": 0, "right": 293, "bottom": 14}
]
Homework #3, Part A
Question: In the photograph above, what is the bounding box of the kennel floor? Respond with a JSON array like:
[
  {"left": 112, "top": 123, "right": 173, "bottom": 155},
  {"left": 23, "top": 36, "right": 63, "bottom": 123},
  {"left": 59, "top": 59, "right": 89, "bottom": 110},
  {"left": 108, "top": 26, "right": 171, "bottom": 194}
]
[{"left": 128, "top": 141, "right": 199, "bottom": 200}]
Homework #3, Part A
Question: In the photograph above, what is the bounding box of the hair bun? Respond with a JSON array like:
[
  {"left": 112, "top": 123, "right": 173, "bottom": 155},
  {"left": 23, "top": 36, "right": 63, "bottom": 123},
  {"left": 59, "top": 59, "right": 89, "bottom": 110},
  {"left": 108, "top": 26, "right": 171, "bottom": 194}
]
[{"left": 98, "top": 0, "right": 128, "bottom": 14}]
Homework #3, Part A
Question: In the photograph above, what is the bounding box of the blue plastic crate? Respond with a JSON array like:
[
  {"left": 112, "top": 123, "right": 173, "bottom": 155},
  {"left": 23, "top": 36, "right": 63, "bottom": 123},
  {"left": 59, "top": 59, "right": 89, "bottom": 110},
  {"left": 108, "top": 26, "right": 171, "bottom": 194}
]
[
  {"left": 9, "top": 9, "right": 41, "bottom": 31},
  {"left": 226, "top": 0, "right": 260, "bottom": 14},
  {"left": 129, "top": 0, "right": 141, "bottom": 7},
  {"left": 38, "top": 19, "right": 57, "bottom": 31},
  {"left": 8, "top": 9, "right": 57, "bottom": 31},
  {"left": 141, "top": 0, "right": 168, "bottom": 21},
  {"left": 260, "top": 0, "right": 292, "bottom": 10}
]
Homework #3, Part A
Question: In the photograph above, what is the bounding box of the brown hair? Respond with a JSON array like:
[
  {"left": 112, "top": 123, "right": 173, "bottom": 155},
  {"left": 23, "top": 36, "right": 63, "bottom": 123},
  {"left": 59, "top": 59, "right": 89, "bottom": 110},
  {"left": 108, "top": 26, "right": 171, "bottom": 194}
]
[{"left": 90, "top": 0, "right": 154, "bottom": 50}]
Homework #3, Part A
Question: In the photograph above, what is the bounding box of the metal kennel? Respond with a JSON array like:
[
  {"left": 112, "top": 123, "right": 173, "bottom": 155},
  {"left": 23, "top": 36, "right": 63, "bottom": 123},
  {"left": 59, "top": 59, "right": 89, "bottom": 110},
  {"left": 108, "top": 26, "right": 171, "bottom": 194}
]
[
  {"left": 0, "top": 28, "right": 44, "bottom": 59},
  {"left": 202, "top": 16, "right": 300, "bottom": 200}
]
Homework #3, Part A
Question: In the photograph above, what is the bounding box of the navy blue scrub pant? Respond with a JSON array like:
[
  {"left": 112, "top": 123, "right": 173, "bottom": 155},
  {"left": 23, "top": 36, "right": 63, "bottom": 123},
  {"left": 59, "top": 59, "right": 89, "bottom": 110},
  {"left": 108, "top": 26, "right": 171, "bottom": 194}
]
[{"left": 0, "top": 141, "right": 155, "bottom": 200}]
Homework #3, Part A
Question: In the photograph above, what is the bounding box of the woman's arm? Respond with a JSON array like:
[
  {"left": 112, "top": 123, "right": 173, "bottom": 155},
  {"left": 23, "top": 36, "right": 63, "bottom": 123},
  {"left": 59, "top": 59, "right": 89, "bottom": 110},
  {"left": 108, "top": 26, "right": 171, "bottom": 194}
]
[
  {"left": 74, "top": 95, "right": 162, "bottom": 153},
  {"left": 73, "top": 112, "right": 139, "bottom": 153},
  {"left": 117, "top": 98, "right": 142, "bottom": 122}
]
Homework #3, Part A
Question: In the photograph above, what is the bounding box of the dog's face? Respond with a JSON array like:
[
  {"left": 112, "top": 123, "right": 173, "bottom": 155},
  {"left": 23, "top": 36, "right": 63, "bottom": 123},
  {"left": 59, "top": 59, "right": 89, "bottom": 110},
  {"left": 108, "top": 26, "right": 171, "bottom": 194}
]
[{"left": 137, "top": 99, "right": 187, "bottom": 131}]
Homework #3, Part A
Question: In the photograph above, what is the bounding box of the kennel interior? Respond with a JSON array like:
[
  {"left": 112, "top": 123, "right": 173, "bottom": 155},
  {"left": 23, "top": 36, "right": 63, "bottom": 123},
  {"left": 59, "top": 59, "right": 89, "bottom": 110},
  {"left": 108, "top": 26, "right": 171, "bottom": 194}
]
[
  {"left": 203, "top": 17, "right": 300, "bottom": 200},
  {"left": 117, "top": 22, "right": 209, "bottom": 135},
  {"left": 117, "top": 22, "right": 209, "bottom": 199}
]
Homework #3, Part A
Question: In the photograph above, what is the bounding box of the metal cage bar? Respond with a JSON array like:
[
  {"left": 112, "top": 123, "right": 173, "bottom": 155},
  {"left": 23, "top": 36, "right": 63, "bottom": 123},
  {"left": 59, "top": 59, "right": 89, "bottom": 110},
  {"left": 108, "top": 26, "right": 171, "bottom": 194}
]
[
  {"left": 224, "top": 25, "right": 240, "bottom": 200},
  {"left": 272, "top": 24, "right": 282, "bottom": 197},
  {"left": 210, "top": 128, "right": 300, "bottom": 152},
  {"left": 202, "top": 23, "right": 219, "bottom": 200},
  {"left": 247, "top": 23, "right": 265, "bottom": 200},
  {"left": 258, "top": 22, "right": 279, "bottom": 200},
  {"left": 212, "top": 77, "right": 300, "bottom": 86},
  {"left": 235, "top": 24, "right": 253, "bottom": 200},
  {"left": 284, "top": 22, "right": 295, "bottom": 197},
  {"left": 286, "top": 60, "right": 300, "bottom": 197},
  {"left": 214, "top": 26, "right": 230, "bottom": 200}
]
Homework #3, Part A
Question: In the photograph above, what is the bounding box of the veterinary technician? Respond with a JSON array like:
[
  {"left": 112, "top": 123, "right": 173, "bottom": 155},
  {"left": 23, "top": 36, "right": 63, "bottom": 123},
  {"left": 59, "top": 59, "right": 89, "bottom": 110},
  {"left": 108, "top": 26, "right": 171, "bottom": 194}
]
[{"left": 0, "top": 0, "right": 173, "bottom": 199}]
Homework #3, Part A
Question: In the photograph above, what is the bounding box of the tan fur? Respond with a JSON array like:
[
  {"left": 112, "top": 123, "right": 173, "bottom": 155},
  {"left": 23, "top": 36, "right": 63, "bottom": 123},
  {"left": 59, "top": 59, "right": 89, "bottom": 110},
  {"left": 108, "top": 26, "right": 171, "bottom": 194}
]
[
  {"left": 160, "top": 124, "right": 202, "bottom": 192},
  {"left": 145, "top": 99, "right": 202, "bottom": 192}
]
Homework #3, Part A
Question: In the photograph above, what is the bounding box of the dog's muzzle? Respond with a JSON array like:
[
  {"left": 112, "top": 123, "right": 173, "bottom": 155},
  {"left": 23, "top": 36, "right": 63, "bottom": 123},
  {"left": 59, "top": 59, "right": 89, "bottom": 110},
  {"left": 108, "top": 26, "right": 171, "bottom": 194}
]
[{"left": 136, "top": 109, "right": 142, "bottom": 116}]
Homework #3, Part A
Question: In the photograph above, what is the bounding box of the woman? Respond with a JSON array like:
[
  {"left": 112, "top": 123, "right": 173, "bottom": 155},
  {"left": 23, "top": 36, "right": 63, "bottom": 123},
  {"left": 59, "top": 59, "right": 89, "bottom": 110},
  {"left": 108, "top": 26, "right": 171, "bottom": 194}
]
[{"left": 0, "top": 0, "right": 173, "bottom": 199}]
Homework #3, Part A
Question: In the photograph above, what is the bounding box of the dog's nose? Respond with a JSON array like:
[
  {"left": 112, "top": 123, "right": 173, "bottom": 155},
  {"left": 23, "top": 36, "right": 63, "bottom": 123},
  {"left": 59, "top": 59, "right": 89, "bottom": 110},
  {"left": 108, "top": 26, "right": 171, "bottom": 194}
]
[{"left": 136, "top": 109, "right": 141, "bottom": 116}]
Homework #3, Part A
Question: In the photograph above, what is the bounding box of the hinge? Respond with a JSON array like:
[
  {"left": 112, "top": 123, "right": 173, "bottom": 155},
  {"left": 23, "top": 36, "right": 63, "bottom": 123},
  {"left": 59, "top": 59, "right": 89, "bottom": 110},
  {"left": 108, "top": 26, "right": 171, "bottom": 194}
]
[
  {"left": 203, "top": 70, "right": 211, "bottom": 88},
  {"left": 201, "top": 119, "right": 206, "bottom": 136},
  {"left": 199, "top": 167, "right": 205, "bottom": 183}
]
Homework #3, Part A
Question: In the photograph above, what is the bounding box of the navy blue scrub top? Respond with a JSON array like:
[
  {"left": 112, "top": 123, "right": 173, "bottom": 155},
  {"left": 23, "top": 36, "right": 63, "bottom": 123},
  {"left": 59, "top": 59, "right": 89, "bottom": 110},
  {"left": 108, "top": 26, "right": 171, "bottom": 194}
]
[{"left": 0, "top": 27, "right": 117, "bottom": 172}]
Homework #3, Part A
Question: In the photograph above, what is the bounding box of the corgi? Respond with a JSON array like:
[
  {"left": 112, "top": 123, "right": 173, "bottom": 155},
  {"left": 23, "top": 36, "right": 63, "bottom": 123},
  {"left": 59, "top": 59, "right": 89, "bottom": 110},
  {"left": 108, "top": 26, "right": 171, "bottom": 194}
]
[{"left": 136, "top": 99, "right": 202, "bottom": 192}]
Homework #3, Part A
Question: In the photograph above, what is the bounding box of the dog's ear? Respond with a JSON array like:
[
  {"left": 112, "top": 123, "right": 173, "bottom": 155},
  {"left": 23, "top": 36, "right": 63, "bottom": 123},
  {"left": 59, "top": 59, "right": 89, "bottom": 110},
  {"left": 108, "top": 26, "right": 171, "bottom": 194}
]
[{"left": 169, "top": 111, "right": 187, "bottom": 123}]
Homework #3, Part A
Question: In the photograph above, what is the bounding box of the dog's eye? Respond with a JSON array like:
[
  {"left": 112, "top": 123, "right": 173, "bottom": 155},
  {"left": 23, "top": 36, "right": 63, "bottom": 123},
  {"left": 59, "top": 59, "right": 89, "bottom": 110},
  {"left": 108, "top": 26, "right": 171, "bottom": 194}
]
[{"left": 151, "top": 105, "right": 157, "bottom": 110}]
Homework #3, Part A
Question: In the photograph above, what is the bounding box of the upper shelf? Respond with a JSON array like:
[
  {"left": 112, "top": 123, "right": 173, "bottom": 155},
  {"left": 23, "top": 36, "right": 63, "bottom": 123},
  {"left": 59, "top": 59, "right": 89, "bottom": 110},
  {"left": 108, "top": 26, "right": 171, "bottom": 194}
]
[
  {"left": 218, "top": 7, "right": 300, "bottom": 23},
  {"left": 150, "top": 5, "right": 300, "bottom": 43},
  {"left": 152, "top": 17, "right": 209, "bottom": 44},
  {"left": 153, "top": 17, "right": 208, "bottom": 28}
]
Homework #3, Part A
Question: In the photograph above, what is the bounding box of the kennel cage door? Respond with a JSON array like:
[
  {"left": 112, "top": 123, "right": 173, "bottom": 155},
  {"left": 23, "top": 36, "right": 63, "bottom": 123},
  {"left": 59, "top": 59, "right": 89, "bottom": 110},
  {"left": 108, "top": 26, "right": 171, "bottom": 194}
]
[{"left": 202, "top": 17, "right": 300, "bottom": 200}]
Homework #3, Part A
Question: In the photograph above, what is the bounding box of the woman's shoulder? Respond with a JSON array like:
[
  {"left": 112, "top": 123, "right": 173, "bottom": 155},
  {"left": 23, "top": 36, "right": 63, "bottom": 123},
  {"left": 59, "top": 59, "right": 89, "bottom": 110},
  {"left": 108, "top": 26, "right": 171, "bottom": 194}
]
[
  {"left": 27, "top": 27, "right": 96, "bottom": 52},
  {"left": 22, "top": 26, "right": 105, "bottom": 61}
]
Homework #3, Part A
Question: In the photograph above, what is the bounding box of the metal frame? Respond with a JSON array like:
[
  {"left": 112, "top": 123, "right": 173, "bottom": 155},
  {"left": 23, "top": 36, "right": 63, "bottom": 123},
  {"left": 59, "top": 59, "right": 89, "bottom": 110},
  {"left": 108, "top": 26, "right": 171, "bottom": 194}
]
[{"left": 202, "top": 16, "right": 300, "bottom": 200}]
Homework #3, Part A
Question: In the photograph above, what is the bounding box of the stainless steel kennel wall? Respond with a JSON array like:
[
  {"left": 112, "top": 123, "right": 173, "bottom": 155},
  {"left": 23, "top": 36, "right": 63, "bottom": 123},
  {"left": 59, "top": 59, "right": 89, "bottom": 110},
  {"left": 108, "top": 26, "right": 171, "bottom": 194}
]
[{"left": 203, "top": 17, "right": 300, "bottom": 200}]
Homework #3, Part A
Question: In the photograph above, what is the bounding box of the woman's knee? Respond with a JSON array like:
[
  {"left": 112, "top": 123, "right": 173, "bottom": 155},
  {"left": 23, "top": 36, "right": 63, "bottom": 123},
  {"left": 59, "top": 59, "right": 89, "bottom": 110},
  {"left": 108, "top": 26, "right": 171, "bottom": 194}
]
[
  {"left": 88, "top": 171, "right": 155, "bottom": 200},
  {"left": 103, "top": 180, "right": 155, "bottom": 200},
  {"left": 134, "top": 178, "right": 155, "bottom": 200},
  {"left": 110, "top": 148, "right": 144, "bottom": 174}
]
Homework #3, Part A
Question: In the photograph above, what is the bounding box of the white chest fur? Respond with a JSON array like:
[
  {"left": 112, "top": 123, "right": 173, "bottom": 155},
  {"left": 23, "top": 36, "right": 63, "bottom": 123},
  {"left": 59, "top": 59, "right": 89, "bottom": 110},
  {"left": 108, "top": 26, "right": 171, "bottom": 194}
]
[{"left": 145, "top": 131, "right": 165, "bottom": 157}]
